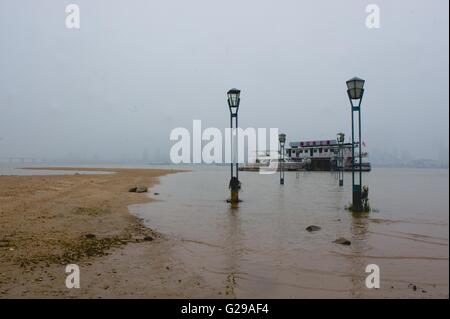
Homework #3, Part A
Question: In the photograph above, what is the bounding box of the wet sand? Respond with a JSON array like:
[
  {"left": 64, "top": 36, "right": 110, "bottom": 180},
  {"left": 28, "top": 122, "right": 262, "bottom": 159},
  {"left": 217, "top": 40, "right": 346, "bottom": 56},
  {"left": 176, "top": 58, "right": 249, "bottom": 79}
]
[{"left": 0, "top": 167, "right": 220, "bottom": 298}]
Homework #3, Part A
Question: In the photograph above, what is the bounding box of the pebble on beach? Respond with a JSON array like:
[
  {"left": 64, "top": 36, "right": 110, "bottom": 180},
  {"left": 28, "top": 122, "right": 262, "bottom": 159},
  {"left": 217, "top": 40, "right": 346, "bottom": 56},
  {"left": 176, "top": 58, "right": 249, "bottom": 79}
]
[
  {"left": 129, "top": 186, "right": 148, "bottom": 193},
  {"left": 306, "top": 225, "right": 321, "bottom": 232},
  {"left": 334, "top": 237, "right": 351, "bottom": 245}
]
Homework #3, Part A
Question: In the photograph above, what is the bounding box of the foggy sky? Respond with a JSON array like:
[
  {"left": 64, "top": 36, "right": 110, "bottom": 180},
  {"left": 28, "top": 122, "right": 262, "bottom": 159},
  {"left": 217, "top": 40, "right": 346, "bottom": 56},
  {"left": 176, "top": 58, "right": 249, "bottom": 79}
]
[{"left": 0, "top": 0, "right": 448, "bottom": 163}]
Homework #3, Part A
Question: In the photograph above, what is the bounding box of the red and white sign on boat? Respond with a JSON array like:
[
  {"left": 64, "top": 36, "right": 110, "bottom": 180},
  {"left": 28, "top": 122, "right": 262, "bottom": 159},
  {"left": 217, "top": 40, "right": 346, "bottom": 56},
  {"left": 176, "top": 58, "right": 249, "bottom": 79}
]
[{"left": 292, "top": 140, "right": 337, "bottom": 148}]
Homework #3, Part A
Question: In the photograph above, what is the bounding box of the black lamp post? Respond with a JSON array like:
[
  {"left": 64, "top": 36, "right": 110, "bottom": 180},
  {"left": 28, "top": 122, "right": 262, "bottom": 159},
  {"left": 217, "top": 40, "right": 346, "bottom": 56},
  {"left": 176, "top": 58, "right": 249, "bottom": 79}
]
[
  {"left": 227, "top": 88, "right": 241, "bottom": 205},
  {"left": 346, "top": 77, "right": 365, "bottom": 212},
  {"left": 337, "top": 132, "right": 345, "bottom": 187},
  {"left": 279, "top": 133, "right": 286, "bottom": 185}
]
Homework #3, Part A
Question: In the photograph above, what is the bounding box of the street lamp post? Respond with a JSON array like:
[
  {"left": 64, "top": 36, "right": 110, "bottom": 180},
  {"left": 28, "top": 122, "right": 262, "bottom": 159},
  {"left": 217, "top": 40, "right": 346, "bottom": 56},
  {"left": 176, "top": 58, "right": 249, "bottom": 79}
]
[
  {"left": 346, "top": 77, "right": 365, "bottom": 212},
  {"left": 337, "top": 132, "right": 345, "bottom": 187},
  {"left": 279, "top": 133, "right": 286, "bottom": 185},
  {"left": 227, "top": 88, "right": 241, "bottom": 206}
]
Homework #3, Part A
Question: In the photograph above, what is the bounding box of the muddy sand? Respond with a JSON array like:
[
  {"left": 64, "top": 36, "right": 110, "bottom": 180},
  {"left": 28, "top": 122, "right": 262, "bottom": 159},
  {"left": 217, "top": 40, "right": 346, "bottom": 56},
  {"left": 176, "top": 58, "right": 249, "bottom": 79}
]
[{"left": 0, "top": 167, "right": 221, "bottom": 298}]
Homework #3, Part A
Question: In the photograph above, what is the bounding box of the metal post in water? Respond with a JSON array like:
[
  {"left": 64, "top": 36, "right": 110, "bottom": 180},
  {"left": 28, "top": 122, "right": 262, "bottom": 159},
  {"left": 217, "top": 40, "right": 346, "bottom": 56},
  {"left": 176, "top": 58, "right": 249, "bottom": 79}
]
[
  {"left": 337, "top": 132, "right": 345, "bottom": 187},
  {"left": 279, "top": 133, "right": 286, "bottom": 185},
  {"left": 227, "top": 88, "right": 241, "bottom": 207},
  {"left": 346, "top": 77, "right": 365, "bottom": 212}
]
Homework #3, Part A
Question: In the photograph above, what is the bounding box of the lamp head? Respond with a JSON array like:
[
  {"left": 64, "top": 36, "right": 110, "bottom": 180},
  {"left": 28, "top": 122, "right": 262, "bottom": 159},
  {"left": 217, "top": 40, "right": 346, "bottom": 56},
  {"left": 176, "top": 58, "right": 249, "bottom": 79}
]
[
  {"left": 227, "top": 88, "right": 241, "bottom": 113},
  {"left": 346, "top": 77, "right": 365, "bottom": 100}
]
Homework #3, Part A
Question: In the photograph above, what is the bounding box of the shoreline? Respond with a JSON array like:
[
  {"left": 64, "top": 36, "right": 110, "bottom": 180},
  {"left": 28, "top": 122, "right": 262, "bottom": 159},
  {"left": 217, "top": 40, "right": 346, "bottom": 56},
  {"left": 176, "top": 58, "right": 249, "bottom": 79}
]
[{"left": 0, "top": 167, "right": 215, "bottom": 298}]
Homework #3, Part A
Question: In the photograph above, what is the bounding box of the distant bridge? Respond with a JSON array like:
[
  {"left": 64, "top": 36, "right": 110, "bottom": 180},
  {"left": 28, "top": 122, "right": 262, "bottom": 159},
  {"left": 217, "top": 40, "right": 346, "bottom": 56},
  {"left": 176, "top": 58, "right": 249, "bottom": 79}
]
[{"left": 0, "top": 157, "right": 49, "bottom": 163}]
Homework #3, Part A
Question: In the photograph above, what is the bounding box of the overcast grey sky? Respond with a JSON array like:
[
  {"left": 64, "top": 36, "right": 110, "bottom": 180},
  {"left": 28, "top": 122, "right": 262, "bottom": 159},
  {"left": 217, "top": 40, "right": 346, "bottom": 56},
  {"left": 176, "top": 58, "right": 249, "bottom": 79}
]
[{"left": 0, "top": 0, "right": 448, "bottom": 162}]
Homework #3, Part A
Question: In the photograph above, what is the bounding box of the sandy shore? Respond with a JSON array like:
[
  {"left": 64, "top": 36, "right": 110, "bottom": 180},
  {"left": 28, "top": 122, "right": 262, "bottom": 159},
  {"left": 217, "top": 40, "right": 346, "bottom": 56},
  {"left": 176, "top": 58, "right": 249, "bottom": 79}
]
[{"left": 0, "top": 167, "right": 219, "bottom": 298}]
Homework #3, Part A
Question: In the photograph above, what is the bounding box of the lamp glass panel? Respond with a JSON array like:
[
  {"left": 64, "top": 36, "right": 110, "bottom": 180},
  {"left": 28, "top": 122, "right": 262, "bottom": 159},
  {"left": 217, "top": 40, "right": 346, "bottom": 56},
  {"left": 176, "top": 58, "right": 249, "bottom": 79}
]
[
  {"left": 346, "top": 77, "right": 365, "bottom": 90},
  {"left": 355, "top": 79, "right": 365, "bottom": 89},
  {"left": 346, "top": 80, "right": 355, "bottom": 90},
  {"left": 348, "top": 88, "right": 364, "bottom": 100},
  {"left": 228, "top": 92, "right": 240, "bottom": 108}
]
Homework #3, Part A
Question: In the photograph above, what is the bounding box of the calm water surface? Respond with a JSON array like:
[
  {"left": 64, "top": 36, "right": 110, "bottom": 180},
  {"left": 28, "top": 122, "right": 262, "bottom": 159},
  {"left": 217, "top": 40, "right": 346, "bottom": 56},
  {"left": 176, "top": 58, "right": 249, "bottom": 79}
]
[{"left": 131, "top": 167, "right": 449, "bottom": 298}]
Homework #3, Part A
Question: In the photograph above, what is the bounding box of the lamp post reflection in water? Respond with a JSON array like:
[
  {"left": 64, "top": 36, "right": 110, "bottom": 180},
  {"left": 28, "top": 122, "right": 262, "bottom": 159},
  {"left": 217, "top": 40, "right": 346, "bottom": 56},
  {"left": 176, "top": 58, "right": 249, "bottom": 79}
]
[
  {"left": 349, "top": 212, "right": 370, "bottom": 297},
  {"left": 224, "top": 209, "right": 244, "bottom": 297}
]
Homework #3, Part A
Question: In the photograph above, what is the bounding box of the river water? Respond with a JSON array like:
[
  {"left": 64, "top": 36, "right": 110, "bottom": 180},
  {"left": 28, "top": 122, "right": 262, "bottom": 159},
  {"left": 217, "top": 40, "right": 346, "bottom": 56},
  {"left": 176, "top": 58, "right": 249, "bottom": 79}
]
[{"left": 131, "top": 166, "right": 449, "bottom": 298}]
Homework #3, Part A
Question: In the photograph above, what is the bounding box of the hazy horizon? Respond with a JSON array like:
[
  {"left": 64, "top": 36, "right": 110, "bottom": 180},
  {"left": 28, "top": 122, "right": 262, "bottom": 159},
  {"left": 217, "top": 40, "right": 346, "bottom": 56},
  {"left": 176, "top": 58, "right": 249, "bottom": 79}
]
[{"left": 0, "top": 0, "right": 448, "bottom": 164}]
